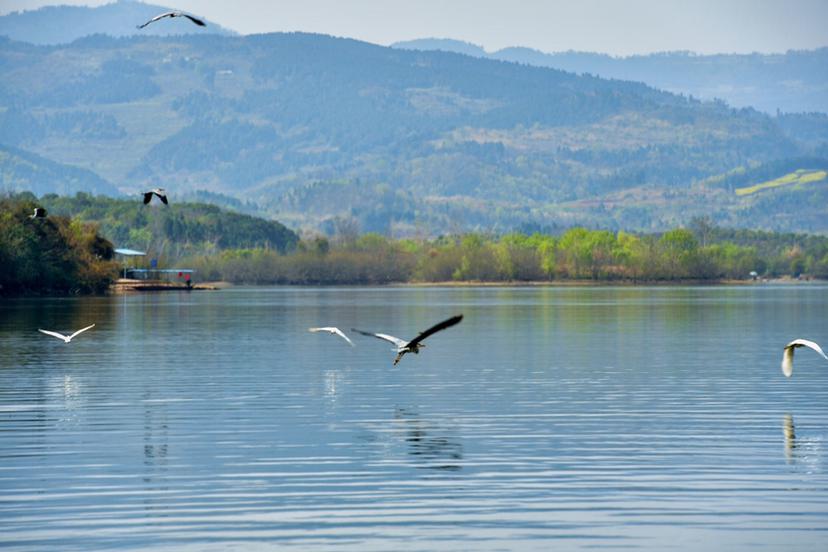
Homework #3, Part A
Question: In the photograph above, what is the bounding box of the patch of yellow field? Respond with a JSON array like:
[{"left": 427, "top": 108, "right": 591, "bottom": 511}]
[{"left": 735, "top": 169, "right": 827, "bottom": 196}]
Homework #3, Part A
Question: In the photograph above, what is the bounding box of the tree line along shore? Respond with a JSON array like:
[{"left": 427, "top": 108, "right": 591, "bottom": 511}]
[{"left": 1, "top": 194, "right": 827, "bottom": 295}]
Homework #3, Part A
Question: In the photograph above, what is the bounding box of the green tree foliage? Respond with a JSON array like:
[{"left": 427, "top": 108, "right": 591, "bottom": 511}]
[
  {"left": 38, "top": 193, "right": 299, "bottom": 258},
  {"left": 182, "top": 226, "right": 828, "bottom": 285},
  {"left": 0, "top": 195, "right": 118, "bottom": 294}
]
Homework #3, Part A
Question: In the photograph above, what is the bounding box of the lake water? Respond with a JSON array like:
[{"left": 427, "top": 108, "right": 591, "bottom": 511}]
[{"left": 1, "top": 285, "right": 828, "bottom": 551}]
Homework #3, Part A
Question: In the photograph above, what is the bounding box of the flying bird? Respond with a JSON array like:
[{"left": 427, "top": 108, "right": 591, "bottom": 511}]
[
  {"left": 143, "top": 188, "right": 168, "bottom": 205},
  {"left": 137, "top": 11, "right": 206, "bottom": 29},
  {"left": 352, "top": 314, "right": 463, "bottom": 365},
  {"left": 309, "top": 327, "right": 354, "bottom": 347},
  {"left": 782, "top": 338, "right": 828, "bottom": 377},
  {"left": 38, "top": 324, "right": 96, "bottom": 343},
  {"left": 29, "top": 207, "right": 47, "bottom": 219}
]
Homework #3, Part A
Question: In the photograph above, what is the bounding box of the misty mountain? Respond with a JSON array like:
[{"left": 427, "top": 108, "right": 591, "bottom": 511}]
[
  {"left": 392, "top": 38, "right": 488, "bottom": 58},
  {"left": 392, "top": 38, "right": 828, "bottom": 114},
  {"left": 0, "top": 144, "right": 119, "bottom": 196},
  {"left": 0, "top": 0, "right": 234, "bottom": 45},
  {"left": 1, "top": 31, "right": 826, "bottom": 234}
]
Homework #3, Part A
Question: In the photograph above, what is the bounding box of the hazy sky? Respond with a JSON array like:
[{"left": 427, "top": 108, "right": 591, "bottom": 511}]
[{"left": 2, "top": 0, "right": 827, "bottom": 55}]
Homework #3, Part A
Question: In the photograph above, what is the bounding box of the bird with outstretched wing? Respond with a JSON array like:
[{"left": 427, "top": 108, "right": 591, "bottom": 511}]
[{"left": 352, "top": 314, "right": 463, "bottom": 365}]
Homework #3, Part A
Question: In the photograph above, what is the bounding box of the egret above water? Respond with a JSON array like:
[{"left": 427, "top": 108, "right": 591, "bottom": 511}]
[
  {"left": 352, "top": 314, "right": 463, "bottom": 365},
  {"left": 309, "top": 327, "right": 354, "bottom": 347},
  {"left": 782, "top": 339, "right": 828, "bottom": 377},
  {"left": 38, "top": 324, "right": 96, "bottom": 343}
]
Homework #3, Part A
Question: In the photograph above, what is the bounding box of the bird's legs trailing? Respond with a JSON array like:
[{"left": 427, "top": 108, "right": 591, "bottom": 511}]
[{"left": 393, "top": 351, "right": 406, "bottom": 365}]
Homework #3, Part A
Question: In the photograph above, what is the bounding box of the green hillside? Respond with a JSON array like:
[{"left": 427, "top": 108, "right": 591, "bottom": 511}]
[
  {"left": 393, "top": 39, "right": 828, "bottom": 115},
  {"left": 37, "top": 193, "right": 300, "bottom": 259},
  {"left": 0, "top": 31, "right": 825, "bottom": 234}
]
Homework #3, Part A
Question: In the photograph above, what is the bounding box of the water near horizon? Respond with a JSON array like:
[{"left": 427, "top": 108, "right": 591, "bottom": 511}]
[{"left": 1, "top": 285, "right": 827, "bottom": 551}]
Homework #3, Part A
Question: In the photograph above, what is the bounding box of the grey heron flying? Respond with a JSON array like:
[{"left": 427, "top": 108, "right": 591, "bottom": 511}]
[
  {"left": 38, "top": 324, "right": 95, "bottom": 343},
  {"left": 782, "top": 339, "right": 828, "bottom": 377},
  {"left": 29, "top": 207, "right": 47, "bottom": 219},
  {"left": 352, "top": 314, "right": 463, "bottom": 365},
  {"left": 137, "top": 11, "right": 206, "bottom": 29},
  {"left": 309, "top": 327, "right": 355, "bottom": 347},
  {"left": 143, "top": 188, "right": 168, "bottom": 205}
]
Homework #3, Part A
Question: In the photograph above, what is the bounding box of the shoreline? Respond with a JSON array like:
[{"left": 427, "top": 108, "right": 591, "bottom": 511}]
[
  {"left": 2, "top": 277, "right": 822, "bottom": 298},
  {"left": 198, "top": 277, "right": 823, "bottom": 288},
  {"left": 386, "top": 277, "right": 823, "bottom": 287},
  {"left": 109, "top": 279, "right": 226, "bottom": 293}
]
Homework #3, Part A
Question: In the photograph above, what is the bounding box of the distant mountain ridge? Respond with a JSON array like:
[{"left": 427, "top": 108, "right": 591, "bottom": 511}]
[
  {"left": 392, "top": 38, "right": 828, "bottom": 114},
  {"left": 1, "top": 31, "right": 826, "bottom": 234},
  {"left": 0, "top": 144, "right": 119, "bottom": 196},
  {"left": 0, "top": 0, "right": 235, "bottom": 45}
]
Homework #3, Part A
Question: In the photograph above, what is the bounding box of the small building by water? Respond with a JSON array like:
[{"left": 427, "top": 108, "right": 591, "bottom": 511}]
[{"left": 113, "top": 248, "right": 205, "bottom": 291}]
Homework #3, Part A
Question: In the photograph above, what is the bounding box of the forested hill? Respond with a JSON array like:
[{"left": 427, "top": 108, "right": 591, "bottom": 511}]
[
  {"left": 393, "top": 39, "right": 828, "bottom": 114},
  {"left": 1, "top": 32, "right": 826, "bottom": 234},
  {"left": 0, "top": 144, "right": 119, "bottom": 196},
  {"left": 35, "top": 193, "right": 300, "bottom": 258}
]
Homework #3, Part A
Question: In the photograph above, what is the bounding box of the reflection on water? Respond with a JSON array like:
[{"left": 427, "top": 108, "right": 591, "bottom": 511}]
[
  {"left": 394, "top": 407, "right": 463, "bottom": 471},
  {"left": 784, "top": 413, "right": 797, "bottom": 463},
  {"left": 783, "top": 413, "right": 825, "bottom": 473},
  {"left": 1, "top": 286, "right": 828, "bottom": 551}
]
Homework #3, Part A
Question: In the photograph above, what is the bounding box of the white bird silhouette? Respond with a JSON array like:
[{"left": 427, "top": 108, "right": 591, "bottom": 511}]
[
  {"left": 38, "top": 324, "right": 96, "bottom": 343},
  {"left": 782, "top": 339, "right": 828, "bottom": 377},
  {"left": 309, "top": 327, "right": 354, "bottom": 347},
  {"left": 142, "top": 188, "right": 168, "bottom": 205},
  {"left": 29, "top": 207, "right": 47, "bottom": 219},
  {"left": 137, "top": 11, "right": 206, "bottom": 29},
  {"left": 352, "top": 314, "right": 463, "bottom": 365}
]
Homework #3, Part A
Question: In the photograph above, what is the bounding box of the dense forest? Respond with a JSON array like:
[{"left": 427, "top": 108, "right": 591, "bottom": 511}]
[
  {"left": 393, "top": 39, "right": 828, "bottom": 114},
  {"left": 0, "top": 195, "right": 118, "bottom": 295},
  {"left": 3, "top": 193, "right": 826, "bottom": 294},
  {"left": 36, "top": 192, "right": 300, "bottom": 257},
  {"left": 185, "top": 222, "right": 828, "bottom": 285}
]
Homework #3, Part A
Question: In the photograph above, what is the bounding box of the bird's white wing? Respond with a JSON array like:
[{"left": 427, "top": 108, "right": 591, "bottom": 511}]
[
  {"left": 351, "top": 328, "right": 407, "bottom": 348},
  {"left": 782, "top": 339, "right": 828, "bottom": 377},
  {"left": 332, "top": 328, "right": 355, "bottom": 347},
  {"left": 788, "top": 339, "right": 828, "bottom": 361},
  {"left": 782, "top": 346, "right": 795, "bottom": 377},
  {"left": 310, "top": 327, "right": 355, "bottom": 346},
  {"left": 38, "top": 329, "right": 68, "bottom": 341},
  {"left": 137, "top": 12, "right": 175, "bottom": 29},
  {"left": 67, "top": 324, "right": 95, "bottom": 341},
  {"left": 372, "top": 333, "right": 408, "bottom": 348}
]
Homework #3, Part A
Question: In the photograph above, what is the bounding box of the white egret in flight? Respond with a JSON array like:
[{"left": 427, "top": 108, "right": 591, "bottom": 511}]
[
  {"left": 782, "top": 339, "right": 828, "bottom": 377},
  {"left": 352, "top": 314, "right": 463, "bottom": 365},
  {"left": 38, "top": 324, "right": 96, "bottom": 343},
  {"left": 309, "top": 327, "right": 354, "bottom": 347},
  {"left": 137, "top": 12, "right": 206, "bottom": 29}
]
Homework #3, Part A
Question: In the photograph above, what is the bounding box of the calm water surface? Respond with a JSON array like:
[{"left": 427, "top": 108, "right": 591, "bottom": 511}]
[{"left": 1, "top": 285, "right": 827, "bottom": 551}]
